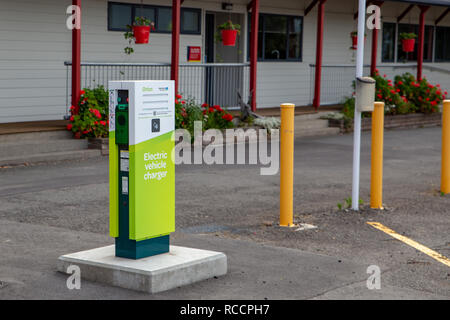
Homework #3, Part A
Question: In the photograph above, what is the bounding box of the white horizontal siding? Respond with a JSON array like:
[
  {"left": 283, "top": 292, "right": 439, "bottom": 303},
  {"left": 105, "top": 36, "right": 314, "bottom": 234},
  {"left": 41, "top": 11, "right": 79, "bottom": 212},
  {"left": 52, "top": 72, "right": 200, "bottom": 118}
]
[{"left": 0, "top": 0, "right": 450, "bottom": 122}]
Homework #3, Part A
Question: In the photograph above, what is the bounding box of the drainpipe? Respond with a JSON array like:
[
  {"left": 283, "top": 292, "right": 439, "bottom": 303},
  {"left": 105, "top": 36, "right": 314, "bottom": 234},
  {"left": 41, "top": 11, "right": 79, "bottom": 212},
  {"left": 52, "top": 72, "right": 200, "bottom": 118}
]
[{"left": 313, "top": 0, "right": 327, "bottom": 111}]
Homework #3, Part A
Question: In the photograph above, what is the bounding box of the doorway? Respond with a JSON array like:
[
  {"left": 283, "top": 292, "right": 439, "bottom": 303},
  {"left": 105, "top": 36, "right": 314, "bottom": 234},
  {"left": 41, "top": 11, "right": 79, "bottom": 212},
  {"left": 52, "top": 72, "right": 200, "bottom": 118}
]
[{"left": 204, "top": 11, "right": 245, "bottom": 107}]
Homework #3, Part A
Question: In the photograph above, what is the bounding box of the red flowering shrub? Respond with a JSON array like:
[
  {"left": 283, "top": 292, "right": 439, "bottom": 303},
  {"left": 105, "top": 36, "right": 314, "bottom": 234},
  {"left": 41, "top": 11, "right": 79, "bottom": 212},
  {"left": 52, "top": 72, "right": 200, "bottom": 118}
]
[
  {"left": 175, "top": 93, "right": 234, "bottom": 136},
  {"left": 342, "top": 70, "right": 445, "bottom": 119},
  {"left": 67, "top": 86, "right": 109, "bottom": 138},
  {"left": 202, "top": 103, "right": 234, "bottom": 130},
  {"left": 372, "top": 70, "right": 412, "bottom": 115},
  {"left": 394, "top": 72, "right": 445, "bottom": 114}
]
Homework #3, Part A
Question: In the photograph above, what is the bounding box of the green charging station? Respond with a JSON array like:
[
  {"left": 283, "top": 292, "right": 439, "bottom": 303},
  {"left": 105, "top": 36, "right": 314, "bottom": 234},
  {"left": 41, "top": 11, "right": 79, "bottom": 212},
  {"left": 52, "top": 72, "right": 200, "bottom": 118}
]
[{"left": 108, "top": 81, "right": 175, "bottom": 259}]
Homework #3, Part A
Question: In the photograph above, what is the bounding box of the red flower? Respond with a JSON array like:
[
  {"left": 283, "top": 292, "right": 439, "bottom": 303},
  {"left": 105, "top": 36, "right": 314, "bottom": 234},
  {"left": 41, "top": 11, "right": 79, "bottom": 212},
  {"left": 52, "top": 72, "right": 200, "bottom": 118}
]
[
  {"left": 175, "top": 99, "right": 179, "bottom": 104},
  {"left": 213, "top": 105, "right": 223, "bottom": 112},
  {"left": 377, "top": 94, "right": 382, "bottom": 99},
  {"left": 80, "top": 90, "right": 85, "bottom": 95},
  {"left": 201, "top": 103, "right": 209, "bottom": 108},
  {"left": 94, "top": 121, "right": 98, "bottom": 125},
  {"left": 176, "top": 94, "right": 182, "bottom": 99},
  {"left": 66, "top": 124, "right": 73, "bottom": 131},
  {"left": 70, "top": 105, "right": 75, "bottom": 111},
  {"left": 100, "top": 121, "right": 106, "bottom": 126},
  {"left": 181, "top": 100, "right": 186, "bottom": 105},
  {"left": 222, "top": 114, "right": 233, "bottom": 121},
  {"left": 398, "top": 81, "right": 403, "bottom": 85},
  {"left": 208, "top": 107, "right": 214, "bottom": 113},
  {"left": 69, "top": 115, "right": 74, "bottom": 122},
  {"left": 83, "top": 130, "right": 89, "bottom": 134},
  {"left": 431, "top": 101, "right": 437, "bottom": 106}
]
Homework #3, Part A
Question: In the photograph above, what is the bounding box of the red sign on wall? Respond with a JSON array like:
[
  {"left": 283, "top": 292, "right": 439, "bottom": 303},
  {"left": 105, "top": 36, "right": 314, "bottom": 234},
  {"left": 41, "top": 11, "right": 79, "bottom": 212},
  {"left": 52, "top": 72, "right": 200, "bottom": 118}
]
[{"left": 187, "top": 46, "right": 201, "bottom": 62}]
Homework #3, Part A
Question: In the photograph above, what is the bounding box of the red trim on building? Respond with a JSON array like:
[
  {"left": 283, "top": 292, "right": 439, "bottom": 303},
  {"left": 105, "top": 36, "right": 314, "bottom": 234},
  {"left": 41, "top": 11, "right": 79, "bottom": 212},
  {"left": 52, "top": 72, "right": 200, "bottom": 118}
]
[
  {"left": 249, "top": 0, "right": 259, "bottom": 112},
  {"left": 171, "top": 0, "right": 181, "bottom": 93},
  {"left": 370, "top": 2, "right": 383, "bottom": 76},
  {"left": 71, "top": 0, "right": 81, "bottom": 114},
  {"left": 313, "top": 0, "right": 326, "bottom": 111},
  {"left": 417, "top": 5, "right": 430, "bottom": 81}
]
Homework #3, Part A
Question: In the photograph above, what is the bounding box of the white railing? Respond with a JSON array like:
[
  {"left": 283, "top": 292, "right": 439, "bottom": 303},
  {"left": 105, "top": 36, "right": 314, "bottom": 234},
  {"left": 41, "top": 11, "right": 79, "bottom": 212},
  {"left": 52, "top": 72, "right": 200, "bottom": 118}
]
[
  {"left": 65, "top": 62, "right": 250, "bottom": 111},
  {"left": 309, "top": 63, "right": 450, "bottom": 105}
]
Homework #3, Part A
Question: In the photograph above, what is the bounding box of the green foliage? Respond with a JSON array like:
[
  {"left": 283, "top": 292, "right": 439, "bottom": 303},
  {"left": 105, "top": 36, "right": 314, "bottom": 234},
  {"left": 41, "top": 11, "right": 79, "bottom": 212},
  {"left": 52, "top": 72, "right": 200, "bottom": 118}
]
[
  {"left": 336, "top": 197, "right": 364, "bottom": 210},
  {"left": 67, "top": 86, "right": 109, "bottom": 138},
  {"left": 175, "top": 94, "right": 235, "bottom": 138},
  {"left": 202, "top": 104, "right": 235, "bottom": 131},
  {"left": 399, "top": 32, "right": 417, "bottom": 40},
  {"left": 340, "top": 71, "right": 446, "bottom": 121},
  {"left": 217, "top": 20, "right": 241, "bottom": 33},
  {"left": 394, "top": 73, "right": 446, "bottom": 114},
  {"left": 254, "top": 117, "right": 281, "bottom": 132}
]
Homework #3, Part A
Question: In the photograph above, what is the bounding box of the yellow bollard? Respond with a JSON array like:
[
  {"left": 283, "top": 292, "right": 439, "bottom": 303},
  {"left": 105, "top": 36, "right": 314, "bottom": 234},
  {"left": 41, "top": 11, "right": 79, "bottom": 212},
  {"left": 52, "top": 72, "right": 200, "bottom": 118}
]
[
  {"left": 370, "top": 102, "right": 384, "bottom": 209},
  {"left": 280, "top": 103, "right": 295, "bottom": 227},
  {"left": 441, "top": 100, "right": 450, "bottom": 194}
]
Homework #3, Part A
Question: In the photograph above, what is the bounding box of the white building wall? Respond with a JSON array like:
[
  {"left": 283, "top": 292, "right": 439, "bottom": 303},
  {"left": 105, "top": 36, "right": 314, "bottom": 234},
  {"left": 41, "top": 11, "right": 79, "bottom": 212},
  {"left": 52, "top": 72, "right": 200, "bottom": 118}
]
[{"left": 0, "top": 0, "right": 449, "bottom": 123}]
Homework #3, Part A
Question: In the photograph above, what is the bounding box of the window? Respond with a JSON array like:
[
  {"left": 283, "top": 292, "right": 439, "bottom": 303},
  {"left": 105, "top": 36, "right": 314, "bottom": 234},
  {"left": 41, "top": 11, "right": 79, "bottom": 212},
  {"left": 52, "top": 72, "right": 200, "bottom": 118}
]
[
  {"left": 435, "top": 26, "right": 450, "bottom": 62},
  {"left": 181, "top": 9, "right": 201, "bottom": 34},
  {"left": 107, "top": 2, "right": 201, "bottom": 34},
  {"left": 382, "top": 22, "right": 395, "bottom": 62},
  {"left": 381, "top": 22, "right": 434, "bottom": 62},
  {"left": 248, "top": 13, "right": 303, "bottom": 61}
]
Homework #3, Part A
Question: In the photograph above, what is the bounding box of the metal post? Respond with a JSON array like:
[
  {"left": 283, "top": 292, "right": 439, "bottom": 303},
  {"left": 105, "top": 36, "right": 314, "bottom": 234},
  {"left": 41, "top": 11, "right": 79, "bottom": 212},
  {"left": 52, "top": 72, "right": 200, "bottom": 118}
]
[
  {"left": 280, "top": 103, "right": 295, "bottom": 227},
  {"left": 250, "top": 0, "right": 260, "bottom": 112},
  {"left": 71, "top": 0, "right": 81, "bottom": 114},
  {"left": 417, "top": 6, "right": 429, "bottom": 81},
  {"left": 370, "top": 102, "right": 384, "bottom": 209},
  {"left": 171, "top": 0, "right": 181, "bottom": 93},
  {"left": 313, "top": 0, "right": 327, "bottom": 111},
  {"left": 352, "top": 0, "right": 366, "bottom": 210},
  {"left": 441, "top": 100, "right": 450, "bottom": 194}
]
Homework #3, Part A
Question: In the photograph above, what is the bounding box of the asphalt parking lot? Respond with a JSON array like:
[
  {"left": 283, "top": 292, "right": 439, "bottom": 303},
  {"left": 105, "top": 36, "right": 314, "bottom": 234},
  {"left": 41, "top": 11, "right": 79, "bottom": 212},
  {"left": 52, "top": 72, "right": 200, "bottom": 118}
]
[{"left": 0, "top": 127, "right": 449, "bottom": 299}]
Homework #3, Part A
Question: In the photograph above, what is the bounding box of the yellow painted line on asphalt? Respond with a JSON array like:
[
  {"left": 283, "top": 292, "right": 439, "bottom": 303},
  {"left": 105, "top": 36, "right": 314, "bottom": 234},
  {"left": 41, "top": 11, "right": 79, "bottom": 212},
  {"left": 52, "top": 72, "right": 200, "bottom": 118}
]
[{"left": 367, "top": 222, "right": 450, "bottom": 268}]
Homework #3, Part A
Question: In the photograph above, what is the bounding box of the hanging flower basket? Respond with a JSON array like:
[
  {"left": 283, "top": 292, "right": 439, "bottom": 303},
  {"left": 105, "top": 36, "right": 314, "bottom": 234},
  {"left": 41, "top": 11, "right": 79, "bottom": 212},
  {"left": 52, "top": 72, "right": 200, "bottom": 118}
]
[
  {"left": 401, "top": 39, "right": 415, "bottom": 52},
  {"left": 216, "top": 20, "right": 241, "bottom": 47},
  {"left": 399, "top": 32, "right": 417, "bottom": 53},
  {"left": 221, "top": 30, "right": 238, "bottom": 46},
  {"left": 350, "top": 32, "right": 366, "bottom": 50},
  {"left": 351, "top": 35, "right": 358, "bottom": 50},
  {"left": 133, "top": 25, "right": 151, "bottom": 44},
  {"left": 123, "top": 16, "right": 155, "bottom": 55}
]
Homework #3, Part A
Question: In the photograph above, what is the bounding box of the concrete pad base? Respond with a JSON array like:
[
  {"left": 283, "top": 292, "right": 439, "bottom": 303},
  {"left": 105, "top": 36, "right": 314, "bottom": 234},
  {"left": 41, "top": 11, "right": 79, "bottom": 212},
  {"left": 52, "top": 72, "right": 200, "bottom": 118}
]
[{"left": 57, "top": 245, "right": 227, "bottom": 294}]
